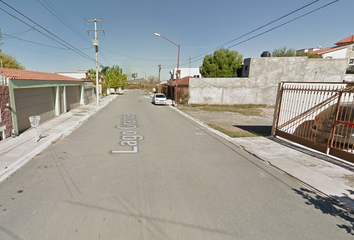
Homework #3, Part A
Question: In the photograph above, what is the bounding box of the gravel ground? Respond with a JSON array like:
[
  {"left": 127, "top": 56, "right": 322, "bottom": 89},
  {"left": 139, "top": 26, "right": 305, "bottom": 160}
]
[{"left": 179, "top": 106, "right": 275, "bottom": 137}]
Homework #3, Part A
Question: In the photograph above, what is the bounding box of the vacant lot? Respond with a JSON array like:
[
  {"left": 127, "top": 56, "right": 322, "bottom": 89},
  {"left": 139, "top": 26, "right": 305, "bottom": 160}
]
[{"left": 179, "top": 104, "right": 275, "bottom": 138}]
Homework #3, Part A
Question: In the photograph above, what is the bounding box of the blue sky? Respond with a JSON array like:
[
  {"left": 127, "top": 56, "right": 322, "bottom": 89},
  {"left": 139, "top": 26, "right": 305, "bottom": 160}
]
[{"left": 0, "top": 0, "right": 352, "bottom": 80}]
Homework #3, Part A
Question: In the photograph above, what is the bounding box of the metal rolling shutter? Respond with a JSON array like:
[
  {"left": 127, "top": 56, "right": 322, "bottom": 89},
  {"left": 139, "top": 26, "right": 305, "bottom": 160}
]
[
  {"left": 14, "top": 87, "right": 55, "bottom": 133},
  {"left": 66, "top": 86, "right": 80, "bottom": 111}
]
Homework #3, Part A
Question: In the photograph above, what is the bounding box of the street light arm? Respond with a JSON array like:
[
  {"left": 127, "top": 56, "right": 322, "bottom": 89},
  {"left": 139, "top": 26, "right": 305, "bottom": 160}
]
[
  {"left": 154, "top": 32, "right": 180, "bottom": 106},
  {"left": 154, "top": 33, "right": 179, "bottom": 47}
]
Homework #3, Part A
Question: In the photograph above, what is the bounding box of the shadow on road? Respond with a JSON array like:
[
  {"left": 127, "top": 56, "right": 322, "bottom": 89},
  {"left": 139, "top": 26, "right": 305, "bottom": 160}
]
[{"left": 293, "top": 187, "right": 354, "bottom": 235}]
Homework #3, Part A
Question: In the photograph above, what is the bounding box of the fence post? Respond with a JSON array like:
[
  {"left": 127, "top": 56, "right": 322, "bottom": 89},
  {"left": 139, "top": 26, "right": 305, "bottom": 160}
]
[
  {"left": 271, "top": 82, "right": 284, "bottom": 137},
  {"left": 326, "top": 91, "right": 343, "bottom": 155}
]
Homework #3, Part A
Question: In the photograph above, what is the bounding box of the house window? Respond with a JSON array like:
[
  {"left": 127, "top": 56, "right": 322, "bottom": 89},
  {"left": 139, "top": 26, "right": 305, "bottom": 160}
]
[{"left": 349, "top": 58, "right": 354, "bottom": 64}]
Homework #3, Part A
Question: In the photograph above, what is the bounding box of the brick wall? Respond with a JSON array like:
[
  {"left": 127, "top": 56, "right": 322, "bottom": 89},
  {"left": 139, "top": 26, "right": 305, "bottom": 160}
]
[{"left": 0, "top": 86, "right": 13, "bottom": 138}]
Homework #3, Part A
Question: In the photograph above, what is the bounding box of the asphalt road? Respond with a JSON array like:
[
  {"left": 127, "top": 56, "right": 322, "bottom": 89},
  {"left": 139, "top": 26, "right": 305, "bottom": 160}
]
[{"left": 0, "top": 90, "right": 353, "bottom": 239}]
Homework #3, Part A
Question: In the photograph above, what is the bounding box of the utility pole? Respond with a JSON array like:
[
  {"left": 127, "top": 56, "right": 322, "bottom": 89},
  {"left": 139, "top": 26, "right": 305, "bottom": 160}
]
[
  {"left": 158, "top": 64, "right": 161, "bottom": 83},
  {"left": 86, "top": 19, "right": 105, "bottom": 107}
]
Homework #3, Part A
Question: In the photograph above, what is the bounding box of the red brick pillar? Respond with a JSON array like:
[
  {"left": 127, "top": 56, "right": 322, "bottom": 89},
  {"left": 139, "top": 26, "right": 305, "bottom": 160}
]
[{"left": 0, "top": 86, "right": 13, "bottom": 138}]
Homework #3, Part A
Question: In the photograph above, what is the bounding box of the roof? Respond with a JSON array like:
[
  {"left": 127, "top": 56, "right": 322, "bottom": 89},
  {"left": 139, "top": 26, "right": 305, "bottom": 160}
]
[
  {"left": 2, "top": 68, "right": 82, "bottom": 81},
  {"left": 309, "top": 45, "right": 347, "bottom": 55},
  {"left": 171, "top": 76, "right": 190, "bottom": 85},
  {"left": 335, "top": 35, "right": 354, "bottom": 45}
]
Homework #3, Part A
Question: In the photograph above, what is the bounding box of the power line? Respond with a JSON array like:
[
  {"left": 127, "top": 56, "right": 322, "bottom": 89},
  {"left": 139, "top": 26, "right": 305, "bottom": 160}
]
[
  {"left": 100, "top": 47, "right": 186, "bottom": 62},
  {"left": 3, "top": 33, "right": 92, "bottom": 51},
  {"left": 180, "top": 0, "right": 320, "bottom": 66},
  {"left": 3, "top": 33, "right": 67, "bottom": 49},
  {"left": 3, "top": 27, "right": 34, "bottom": 38},
  {"left": 37, "top": 0, "right": 92, "bottom": 46},
  {"left": 0, "top": 0, "right": 95, "bottom": 62},
  {"left": 90, "top": 0, "right": 103, "bottom": 19},
  {"left": 178, "top": 0, "right": 340, "bottom": 68},
  {"left": 3, "top": 43, "right": 93, "bottom": 62},
  {"left": 66, "top": 0, "right": 86, "bottom": 20}
]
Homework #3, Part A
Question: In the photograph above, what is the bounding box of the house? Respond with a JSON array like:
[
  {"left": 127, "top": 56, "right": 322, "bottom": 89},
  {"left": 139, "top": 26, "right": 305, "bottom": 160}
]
[
  {"left": 0, "top": 68, "right": 95, "bottom": 138},
  {"left": 56, "top": 70, "right": 88, "bottom": 79},
  {"left": 170, "top": 68, "right": 201, "bottom": 80},
  {"left": 127, "top": 78, "right": 146, "bottom": 85},
  {"left": 159, "top": 76, "right": 190, "bottom": 102},
  {"left": 296, "top": 35, "right": 354, "bottom": 65}
]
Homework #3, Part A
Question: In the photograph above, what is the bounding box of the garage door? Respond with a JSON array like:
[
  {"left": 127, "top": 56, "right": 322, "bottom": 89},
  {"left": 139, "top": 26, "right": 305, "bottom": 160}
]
[
  {"left": 66, "top": 86, "right": 80, "bottom": 111},
  {"left": 84, "top": 87, "right": 94, "bottom": 104},
  {"left": 14, "top": 87, "right": 55, "bottom": 133}
]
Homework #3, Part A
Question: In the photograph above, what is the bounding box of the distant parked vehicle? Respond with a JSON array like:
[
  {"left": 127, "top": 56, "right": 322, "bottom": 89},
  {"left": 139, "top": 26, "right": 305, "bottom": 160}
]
[
  {"left": 310, "top": 102, "right": 354, "bottom": 145},
  {"left": 109, "top": 87, "right": 124, "bottom": 94},
  {"left": 152, "top": 93, "right": 167, "bottom": 105}
]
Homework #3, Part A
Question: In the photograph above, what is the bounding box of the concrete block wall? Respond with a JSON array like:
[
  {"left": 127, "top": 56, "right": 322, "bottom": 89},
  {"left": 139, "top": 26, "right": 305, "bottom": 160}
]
[
  {"left": 0, "top": 86, "right": 13, "bottom": 139},
  {"left": 189, "top": 57, "right": 348, "bottom": 105},
  {"left": 189, "top": 78, "right": 278, "bottom": 105}
]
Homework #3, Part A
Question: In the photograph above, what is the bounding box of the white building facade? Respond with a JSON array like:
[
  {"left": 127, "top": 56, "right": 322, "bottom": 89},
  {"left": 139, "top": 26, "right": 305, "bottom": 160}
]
[{"left": 170, "top": 68, "right": 201, "bottom": 80}]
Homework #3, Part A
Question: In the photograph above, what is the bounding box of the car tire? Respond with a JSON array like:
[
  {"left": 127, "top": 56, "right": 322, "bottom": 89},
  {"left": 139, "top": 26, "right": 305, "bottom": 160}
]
[{"left": 294, "top": 120, "right": 315, "bottom": 138}]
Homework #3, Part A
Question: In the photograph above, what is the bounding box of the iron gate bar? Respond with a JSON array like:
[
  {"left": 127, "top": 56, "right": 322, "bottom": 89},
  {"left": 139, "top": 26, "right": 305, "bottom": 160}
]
[
  {"left": 277, "top": 84, "right": 352, "bottom": 130},
  {"left": 327, "top": 91, "right": 343, "bottom": 154},
  {"left": 275, "top": 82, "right": 354, "bottom": 163},
  {"left": 277, "top": 93, "right": 339, "bottom": 130}
]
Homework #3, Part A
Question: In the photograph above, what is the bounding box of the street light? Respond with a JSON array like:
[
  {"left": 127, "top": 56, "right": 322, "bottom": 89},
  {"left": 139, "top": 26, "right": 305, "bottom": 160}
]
[{"left": 154, "top": 32, "right": 180, "bottom": 106}]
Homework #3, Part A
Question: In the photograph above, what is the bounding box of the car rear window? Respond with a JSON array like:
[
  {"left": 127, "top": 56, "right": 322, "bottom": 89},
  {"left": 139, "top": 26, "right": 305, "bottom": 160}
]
[{"left": 338, "top": 106, "right": 354, "bottom": 121}]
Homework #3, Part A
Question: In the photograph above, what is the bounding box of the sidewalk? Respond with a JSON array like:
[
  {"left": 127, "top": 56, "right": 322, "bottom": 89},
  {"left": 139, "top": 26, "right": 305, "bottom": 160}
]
[
  {"left": 1, "top": 94, "right": 354, "bottom": 211},
  {"left": 0, "top": 95, "right": 117, "bottom": 182}
]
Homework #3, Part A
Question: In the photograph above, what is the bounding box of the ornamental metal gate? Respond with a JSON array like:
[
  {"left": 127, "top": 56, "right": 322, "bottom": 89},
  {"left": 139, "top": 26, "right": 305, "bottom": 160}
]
[{"left": 274, "top": 82, "right": 354, "bottom": 163}]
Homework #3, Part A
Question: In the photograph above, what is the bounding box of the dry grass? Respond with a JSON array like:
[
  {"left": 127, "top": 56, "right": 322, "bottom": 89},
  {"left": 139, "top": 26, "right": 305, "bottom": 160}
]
[
  {"left": 179, "top": 103, "right": 274, "bottom": 138},
  {"left": 183, "top": 104, "right": 270, "bottom": 116}
]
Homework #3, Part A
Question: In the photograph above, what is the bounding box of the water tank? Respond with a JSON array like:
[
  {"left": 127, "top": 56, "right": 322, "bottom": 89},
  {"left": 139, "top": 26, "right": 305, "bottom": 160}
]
[{"left": 261, "top": 51, "right": 271, "bottom": 57}]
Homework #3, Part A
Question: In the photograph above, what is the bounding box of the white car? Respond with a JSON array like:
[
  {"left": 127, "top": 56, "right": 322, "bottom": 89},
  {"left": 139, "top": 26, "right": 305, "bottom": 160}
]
[{"left": 152, "top": 93, "right": 167, "bottom": 105}]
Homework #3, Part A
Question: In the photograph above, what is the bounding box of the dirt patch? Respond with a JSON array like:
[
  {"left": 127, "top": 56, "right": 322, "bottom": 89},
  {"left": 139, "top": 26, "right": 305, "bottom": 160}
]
[{"left": 179, "top": 106, "right": 275, "bottom": 137}]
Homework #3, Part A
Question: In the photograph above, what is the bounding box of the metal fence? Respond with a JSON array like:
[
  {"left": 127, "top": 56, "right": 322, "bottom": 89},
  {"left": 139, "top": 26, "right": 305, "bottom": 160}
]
[
  {"left": 274, "top": 82, "right": 354, "bottom": 163},
  {"left": 0, "top": 76, "right": 8, "bottom": 86}
]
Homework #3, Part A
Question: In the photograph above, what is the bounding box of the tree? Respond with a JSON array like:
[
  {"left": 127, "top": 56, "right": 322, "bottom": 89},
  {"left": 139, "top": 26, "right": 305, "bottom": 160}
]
[
  {"left": 148, "top": 76, "right": 158, "bottom": 85},
  {"left": 296, "top": 52, "right": 322, "bottom": 58},
  {"left": 200, "top": 48, "right": 243, "bottom": 77},
  {"left": 271, "top": 47, "right": 296, "bottom": 57},
  {"left": 100, "top": 65, "right": 110, "bottom": 80},
  {"left": 86, "top": 68, "right": 97, "bottom": 82},
  {"left": 2, "top": 53, "right": 25, "bottom": 69},
  {"left": 105, "top": 65, "right": 127, "bottom": 89}
]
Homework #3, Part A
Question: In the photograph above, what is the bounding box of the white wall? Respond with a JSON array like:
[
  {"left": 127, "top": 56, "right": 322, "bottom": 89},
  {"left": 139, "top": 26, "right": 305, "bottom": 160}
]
[
  {"left": 170, "top": 68, "right": 201, "bottom": 79},
  {"left": 322, "top": 48, "right": 347, "bottom": 59},
  {"left": 57, "top": 72, "right": 87, "bottom": 79}
]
